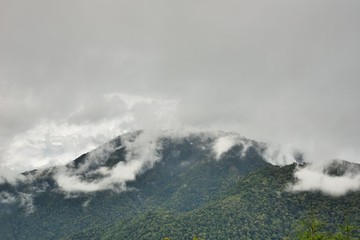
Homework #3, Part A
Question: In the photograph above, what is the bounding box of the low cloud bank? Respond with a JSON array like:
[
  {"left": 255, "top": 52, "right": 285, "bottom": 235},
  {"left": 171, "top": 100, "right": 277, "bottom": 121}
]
[
  {"left": 213, "top": 135, "right": 237, "bottom": 159},
  {"left": 0, "top": 191, "right": 35, "bottom": 214},
  {"left": 57, "top": 130, "right": 252, "bottom": 193},
  {"left": 0, "top": 93, "right": 178, "bottom": 184},
  {"left": 288, "top": 161, "right": 360, "bottom": 196},
  {"left": 55, "top": 130, "right": 163, "bottom": 193},
  {"left": 212, "top": 133, "right": 253, "bottom": 160},
  {"left": 1, "top": 129, "right": 360, "bottom": 199},
  {"left": 262, "top": 143, "right": 302, "bottom": 166},
  {"left": 212, "top": 135, "right": 360, "bottom": 197},
  {"left": 0, "top": 167, "right": 26, "bottom": 185},
  {"left": 212, "top": 133, "right": 303, "bottom": 166}
]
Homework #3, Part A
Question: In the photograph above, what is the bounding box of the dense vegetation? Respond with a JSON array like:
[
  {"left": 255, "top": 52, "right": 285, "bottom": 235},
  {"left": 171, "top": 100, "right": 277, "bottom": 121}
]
[
  {"left": 0, "top": 132, "right": 359, "bottom": 239},
  {"left": 99, "top": 164, "right": 360, "bottom": 240}
]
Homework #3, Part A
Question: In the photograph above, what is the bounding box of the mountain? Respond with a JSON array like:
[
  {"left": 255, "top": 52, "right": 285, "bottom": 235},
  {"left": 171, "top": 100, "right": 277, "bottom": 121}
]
[
  {"left": 101, "top": 164, "right": 360, "bottom": 240},
  {"left": 0, "top": 130, "right": 359, "bottom": 240}
]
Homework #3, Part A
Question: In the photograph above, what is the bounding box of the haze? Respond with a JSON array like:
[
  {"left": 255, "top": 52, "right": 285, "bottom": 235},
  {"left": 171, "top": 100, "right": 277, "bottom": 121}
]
[{"left": 1, "top": 0, "right": 360, "bottom": 176}]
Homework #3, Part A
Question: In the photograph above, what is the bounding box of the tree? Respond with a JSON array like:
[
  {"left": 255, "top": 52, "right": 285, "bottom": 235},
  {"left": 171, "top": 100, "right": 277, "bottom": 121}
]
[
  {"left": 296, "top": 215, "right": 328, "bottom": 240},
  {"left": 193, "top": 235, "right": 205, "bottom": 240},
  {"left": 332, "top": 220, "right": 359, "bottom": 240},
  {"left": 295, "top": 215, "right": 359, "bottom": 240}
]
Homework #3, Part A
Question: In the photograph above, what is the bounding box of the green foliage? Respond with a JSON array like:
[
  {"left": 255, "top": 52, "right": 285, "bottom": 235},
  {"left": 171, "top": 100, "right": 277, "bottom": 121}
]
[
  {"left": 100, "top": 164, "right": 360, "bottom": 240},
  {"left": 192, "top": 235, "right": 205, "bottom": 240},
  {"left": 296, "top": 215, "right": 328, "bottom": 240},
  {"left": 334, "top": 222, "right": 359, "bottom": 240},
  {"left": 295, "top": 215, "right": 359, "bottom": 240},
  {"left": 0, "top": 135, "right": 269, "bottom": 239},
  {"left": 0, "top": 133, "right": 359, "bottom": 240}
]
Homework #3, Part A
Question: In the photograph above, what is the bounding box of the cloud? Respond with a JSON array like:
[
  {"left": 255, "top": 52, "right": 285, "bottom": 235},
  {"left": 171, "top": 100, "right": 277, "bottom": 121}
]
[
  {"left": 213, "top": 135, "right": 236, "bottom": 159},
  {"left": 82, "top": 198, "right": 92, "bottom": 208},
  {"left": 212, "top": 133, "right": 253, "bottom": 160},
  {"left": 0, "top": 191, "right": 35, "bottom": 214},
  {"left": 0, "top": 166, "right": 25, "bottom": 185},
  {"left": 18, "top": 193, "right": 35, "bottom": 214},
  {"left": 262, "top": 143, "right": 302, "bottom": 166},
  {"left": 288, "top": 162, "right": 360, "bottom": 196},
  {"left": 0, "top": 0, "right": 360, "bottom": 195},
  {"left": 1, "top": 119, "right": 124, "bottom": 174},
  {"left": 0, "top": 192, "right": 16, "bottom": 204},
  {"left": 0, "top": 94, "right": 177, "bottom": 181},
  {"left": 55, "top": 130, "right": 163, "bottom": 193}
]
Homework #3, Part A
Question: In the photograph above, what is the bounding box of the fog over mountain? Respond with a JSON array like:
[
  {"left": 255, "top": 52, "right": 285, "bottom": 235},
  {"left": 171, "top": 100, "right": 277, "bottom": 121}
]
[{"left": 1, "top": 0, "right": 360, "bottom": 191}]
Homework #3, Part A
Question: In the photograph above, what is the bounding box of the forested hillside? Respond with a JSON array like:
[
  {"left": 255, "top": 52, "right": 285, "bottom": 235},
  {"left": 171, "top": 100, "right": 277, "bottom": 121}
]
[
  {"left": 0, "top": 131, "right": 359, "bottom": 240},
  {"left": 98, "top": 164, "right": 360, "bottom": 240}
]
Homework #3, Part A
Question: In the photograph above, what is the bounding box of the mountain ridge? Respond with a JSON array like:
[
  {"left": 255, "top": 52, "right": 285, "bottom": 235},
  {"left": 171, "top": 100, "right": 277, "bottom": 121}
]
[{"left": 0, "top": 130, "right": 359, "bottom": 239}]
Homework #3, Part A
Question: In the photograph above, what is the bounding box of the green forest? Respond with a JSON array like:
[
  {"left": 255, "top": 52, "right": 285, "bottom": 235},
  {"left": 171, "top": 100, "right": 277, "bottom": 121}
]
[
  {"left": 0, "top": 133, "right": 359, "bottom": 240},
  {"left": 97, "top": 164, "right": 360, "bottom": 240}
]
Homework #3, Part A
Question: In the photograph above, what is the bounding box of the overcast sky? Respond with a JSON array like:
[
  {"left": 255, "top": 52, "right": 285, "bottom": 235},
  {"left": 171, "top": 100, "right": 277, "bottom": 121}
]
[{"left": 1, "top": 0, "right": 360, "bottom": 175}]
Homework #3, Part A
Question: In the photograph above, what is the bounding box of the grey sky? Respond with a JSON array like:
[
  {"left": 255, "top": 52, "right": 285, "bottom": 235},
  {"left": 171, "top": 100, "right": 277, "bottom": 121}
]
[{"left": 1, "top": 0, "right": 360, "bottom": 174}]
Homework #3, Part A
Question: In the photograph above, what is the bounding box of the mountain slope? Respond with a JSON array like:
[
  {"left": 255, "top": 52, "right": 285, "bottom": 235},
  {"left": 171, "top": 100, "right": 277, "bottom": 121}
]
[
  {"left": 0, "top": 131, "right": 272, "bottom": 239},
  {"left": 100, "top": 164, "right": 360, "bottom": 240}
]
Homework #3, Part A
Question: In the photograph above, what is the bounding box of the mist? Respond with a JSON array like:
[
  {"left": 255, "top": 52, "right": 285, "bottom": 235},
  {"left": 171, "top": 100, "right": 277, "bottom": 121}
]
[{"left": 1, "top": 0, "right": 360, "bottom": 195}]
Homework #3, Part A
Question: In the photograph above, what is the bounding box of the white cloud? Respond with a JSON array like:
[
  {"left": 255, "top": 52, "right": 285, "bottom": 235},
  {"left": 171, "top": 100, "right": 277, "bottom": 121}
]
[
  {"left": 212, "top": 133, "right": 256, "bottom": 160},
  {"left": 213, "top": 135, "right": 237, "bottom": 159},
  {"left": 262, "top": 143, "right": 300, "bottom": 166},
  {"left": 0, "top": 166, "right": 25, "bottom": 184},
  {"left": 1, "top": 119, "right": 125, "bottom": 173},
  {"left": 55, "top": 130, "right": 162, "bottom": 193},
  {"left": 0, "top": 93, "right": 178, "bottom": 181},
  {"left": 288, "top": 163, "right": 360, "bottom": 196},
  {"left": 0, "top": 0, "right": 360, "bottom": 196}
]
